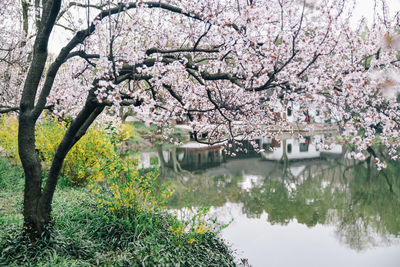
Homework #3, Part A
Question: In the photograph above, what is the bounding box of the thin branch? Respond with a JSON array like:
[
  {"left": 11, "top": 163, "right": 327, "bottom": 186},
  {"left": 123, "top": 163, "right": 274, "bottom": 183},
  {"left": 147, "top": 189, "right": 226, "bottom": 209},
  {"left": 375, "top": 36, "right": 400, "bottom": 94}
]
[
  {"left": 297, "top": 53, "right": 321, "bottom": 77},
  {"left": 54, "top": 23, "right": 75, "bottom": 32},
  {"left": 146, "top": 46, "right": 219, "bottom": 56},
  {"left": 193, "top": 23, "right": 212, "bottom": 51}
]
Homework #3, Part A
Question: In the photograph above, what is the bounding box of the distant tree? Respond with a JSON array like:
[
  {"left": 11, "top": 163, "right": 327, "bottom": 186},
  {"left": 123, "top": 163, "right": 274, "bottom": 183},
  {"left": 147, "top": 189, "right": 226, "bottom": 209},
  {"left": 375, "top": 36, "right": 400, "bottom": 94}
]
[{"left": 0, "top": 0, "right": 399, "bottom": 239}]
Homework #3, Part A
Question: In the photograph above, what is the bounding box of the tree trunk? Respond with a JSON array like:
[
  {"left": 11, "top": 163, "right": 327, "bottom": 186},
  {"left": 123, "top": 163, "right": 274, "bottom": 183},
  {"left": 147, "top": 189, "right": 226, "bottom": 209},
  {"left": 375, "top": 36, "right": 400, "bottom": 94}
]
[
  {"left": 18, "top": 113, "right": 49, "bottom": 238},
  {"left": 23, "top": 192, "right": 50, "bottom": 239},
  {"left": 15, "top": 0, "right": 139, "bottom": 240},
  {"left": 17, "top": 0, "right": 61, "bottom": 239},
  {"left": 17, "top": 0, "right": 116, "bottom": 238},
  {"left": 171, "top": 147, "right": 182, "bottom": 173}
]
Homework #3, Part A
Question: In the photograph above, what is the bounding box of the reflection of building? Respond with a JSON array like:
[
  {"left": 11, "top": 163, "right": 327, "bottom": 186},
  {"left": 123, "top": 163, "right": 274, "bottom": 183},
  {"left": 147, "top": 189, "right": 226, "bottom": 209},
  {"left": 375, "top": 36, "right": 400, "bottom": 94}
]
[
  {"left": 137, "top": 151, "right": 170, "bottom": 169},
  {"left": 171, "top": 144, "right": 223, "bottom": 170},
  {"left": 137, "top": 136, "right": 343, "bottom": 177},
  {"left": 259, "top": 135, "right": 342, "bottom": 161},
  {"left": 137, "top": 143, "right": 224, "bottom": 171}
]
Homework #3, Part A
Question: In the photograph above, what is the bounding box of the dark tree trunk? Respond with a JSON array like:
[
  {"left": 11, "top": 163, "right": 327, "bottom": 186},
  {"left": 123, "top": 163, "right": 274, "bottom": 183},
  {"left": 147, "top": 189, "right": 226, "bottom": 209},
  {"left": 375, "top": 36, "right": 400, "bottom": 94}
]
[
  {"left": 17, "top": 0, "right": 104, "bottom": 237},
  {"left": 16, "top": 0, "right": 105, "bottom": 238},
  {"left": 17, "top": 0, "right": 126, "bottom": 239},
  {"left": 18, "top": 0, "right": 62, "bottom": 239},
  {"left": 19, "top": 113, "right": 48, "bottom": 237}
]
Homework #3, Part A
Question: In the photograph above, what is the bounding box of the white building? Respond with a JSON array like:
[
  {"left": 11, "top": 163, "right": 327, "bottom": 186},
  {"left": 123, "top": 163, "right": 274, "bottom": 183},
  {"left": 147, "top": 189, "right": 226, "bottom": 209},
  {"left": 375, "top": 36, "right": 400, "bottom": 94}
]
[{"left": 259, "top": 135, "right": 342, "bottom": 161}]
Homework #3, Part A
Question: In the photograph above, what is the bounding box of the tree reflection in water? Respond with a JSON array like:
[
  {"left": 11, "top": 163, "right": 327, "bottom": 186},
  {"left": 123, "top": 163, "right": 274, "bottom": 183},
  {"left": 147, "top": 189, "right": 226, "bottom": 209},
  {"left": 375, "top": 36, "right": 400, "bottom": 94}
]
[{"left": 140, "top": 136, "right": 400, "bottom": 251}]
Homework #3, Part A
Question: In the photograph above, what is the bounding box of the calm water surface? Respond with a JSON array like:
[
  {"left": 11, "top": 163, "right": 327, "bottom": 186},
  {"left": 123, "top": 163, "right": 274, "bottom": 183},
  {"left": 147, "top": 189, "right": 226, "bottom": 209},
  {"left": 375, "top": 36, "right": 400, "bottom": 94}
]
[{"left": 139, "top": 135, "right": 400, "bottom": 267}]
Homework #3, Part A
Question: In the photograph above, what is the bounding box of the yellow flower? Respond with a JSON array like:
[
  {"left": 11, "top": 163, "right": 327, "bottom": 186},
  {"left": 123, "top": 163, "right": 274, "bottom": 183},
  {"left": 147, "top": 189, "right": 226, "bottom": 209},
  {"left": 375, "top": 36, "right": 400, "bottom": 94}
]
[{"left": 195, "top": 225, "right": 207, "bottom": 235}]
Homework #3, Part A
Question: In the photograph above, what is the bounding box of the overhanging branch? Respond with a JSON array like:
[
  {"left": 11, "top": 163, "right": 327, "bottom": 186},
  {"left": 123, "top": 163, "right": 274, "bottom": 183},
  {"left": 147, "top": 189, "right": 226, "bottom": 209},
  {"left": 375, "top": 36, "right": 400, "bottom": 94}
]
[{"left": 0, "top": 105, "right": 54, "bottom": 114}]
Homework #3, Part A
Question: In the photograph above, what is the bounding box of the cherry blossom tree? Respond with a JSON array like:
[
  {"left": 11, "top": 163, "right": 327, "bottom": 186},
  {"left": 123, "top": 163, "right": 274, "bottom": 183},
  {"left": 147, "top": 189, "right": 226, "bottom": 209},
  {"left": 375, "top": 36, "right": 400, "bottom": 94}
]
[
  {"left": 0, "top": 0, "right": 399, "bottom": 238},
  {"left": 0, "top": 0, "right": 30, "bottom": 113}
]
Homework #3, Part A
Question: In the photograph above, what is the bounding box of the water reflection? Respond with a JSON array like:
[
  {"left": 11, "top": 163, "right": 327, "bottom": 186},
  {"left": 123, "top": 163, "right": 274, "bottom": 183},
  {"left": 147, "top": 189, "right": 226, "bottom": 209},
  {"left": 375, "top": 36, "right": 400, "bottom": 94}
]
[{"left": 138, "top": 135, "right": 400, "bottom": 264}]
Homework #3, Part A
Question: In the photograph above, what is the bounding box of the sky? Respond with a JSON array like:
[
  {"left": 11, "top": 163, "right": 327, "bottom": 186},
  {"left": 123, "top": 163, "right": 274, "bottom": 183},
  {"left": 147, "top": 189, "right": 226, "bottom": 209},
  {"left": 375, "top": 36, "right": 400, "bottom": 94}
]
[{"left": 352, "top": 0, "right": 400, "bottom": 24}]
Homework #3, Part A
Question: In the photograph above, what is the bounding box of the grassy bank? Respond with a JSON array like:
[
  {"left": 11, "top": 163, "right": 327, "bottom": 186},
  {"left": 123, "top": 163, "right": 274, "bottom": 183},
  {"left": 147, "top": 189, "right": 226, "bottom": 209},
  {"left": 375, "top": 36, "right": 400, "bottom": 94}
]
[{"left": 0, "top": 157, "right": 236, "bottom": 266}]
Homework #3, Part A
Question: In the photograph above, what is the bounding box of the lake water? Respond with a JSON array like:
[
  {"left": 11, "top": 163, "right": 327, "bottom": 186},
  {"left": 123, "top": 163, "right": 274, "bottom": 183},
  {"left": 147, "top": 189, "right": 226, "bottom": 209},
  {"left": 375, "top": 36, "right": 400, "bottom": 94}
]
[{"left": 138, "top": 135, "right": 400, "bottom": 267}]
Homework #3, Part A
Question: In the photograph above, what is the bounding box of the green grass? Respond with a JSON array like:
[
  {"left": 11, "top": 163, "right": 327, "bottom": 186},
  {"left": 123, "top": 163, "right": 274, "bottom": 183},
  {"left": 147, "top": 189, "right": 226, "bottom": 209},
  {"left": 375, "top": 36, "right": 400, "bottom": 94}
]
[
  {"left": 0, "top": 157, "right": 237, "bottom": 266},
  {"left": 0, "top": 158, "right": 24, "bottom": 226}
]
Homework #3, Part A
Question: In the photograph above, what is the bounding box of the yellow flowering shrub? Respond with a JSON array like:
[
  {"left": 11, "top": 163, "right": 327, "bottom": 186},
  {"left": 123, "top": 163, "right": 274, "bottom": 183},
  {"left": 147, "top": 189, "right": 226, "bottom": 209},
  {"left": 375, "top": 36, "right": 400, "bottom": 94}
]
[
  {"left": 35, "top": 116, "right": 65, "bottom": 169},
  {"left": 91, "top": 160, "right": 174, "bottom": 216},
  {"left": 0, "top": 115, "right": 19, "bottom": 164},
  {"left": 168, "top": 207, "right": 212, "bottom": 246},
  {"left": 64, "top": 126, "right": 119, "bottom": 186},
  {"left": 116, "top": 123, "right": 136, "bottom": 142},
  {"left": 0, "top": 114, "right": 136, "bottom": 186},
  {"left": 35, "top": 115, "right": 121, "bottom": 186},
  {"left": 1, "top": 114, "right": 175, "bottom": 228}
]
